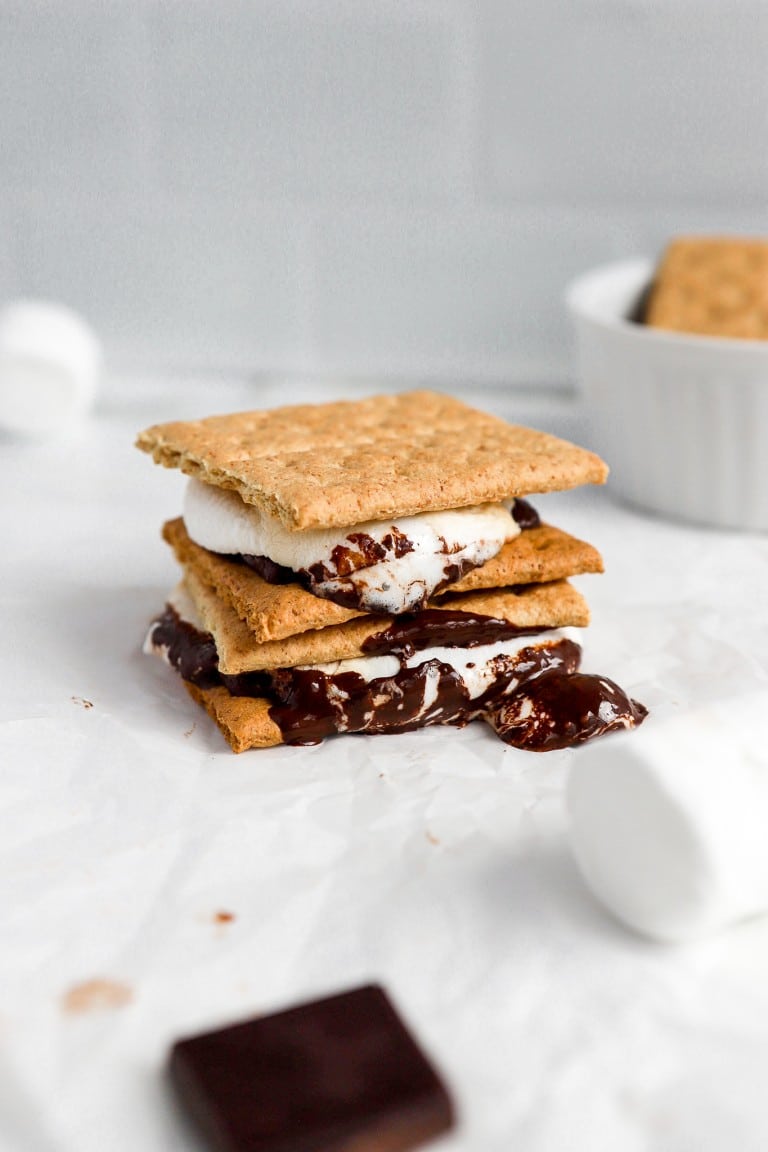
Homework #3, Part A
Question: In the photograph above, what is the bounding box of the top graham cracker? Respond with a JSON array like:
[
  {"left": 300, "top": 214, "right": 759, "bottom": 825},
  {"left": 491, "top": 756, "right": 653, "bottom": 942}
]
[
  {"left": 136, "top": 390, "right": 608, "bottom": 531},
  {"left": 645, "top": 236, "right": 768, "bottom": 339}
]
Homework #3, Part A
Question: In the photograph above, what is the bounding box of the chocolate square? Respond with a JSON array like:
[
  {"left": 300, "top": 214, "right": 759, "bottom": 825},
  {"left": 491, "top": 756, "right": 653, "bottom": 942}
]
[{"left": 169, "top": 984, "right": 455, "bottom": 1152}]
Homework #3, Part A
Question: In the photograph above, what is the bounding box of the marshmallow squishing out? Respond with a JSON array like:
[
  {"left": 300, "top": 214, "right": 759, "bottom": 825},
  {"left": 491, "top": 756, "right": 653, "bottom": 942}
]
[
  {"left": 567, "top": 696, "right": 768, "bottom": 941},
  {"left": 184, "top": 477, "right": 520, "bottom": 614},
  {"left": 0, "top": 300, "right": 102, "bottom": 437}
]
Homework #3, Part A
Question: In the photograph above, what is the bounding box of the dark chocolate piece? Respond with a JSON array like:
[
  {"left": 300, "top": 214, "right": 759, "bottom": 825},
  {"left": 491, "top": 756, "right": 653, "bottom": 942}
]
[
  {"left": 486, "top": 669, "right": 648, "bottom": 751},
  {"left": 169, "top": 984, "right": 455, "bottom": 1152}
]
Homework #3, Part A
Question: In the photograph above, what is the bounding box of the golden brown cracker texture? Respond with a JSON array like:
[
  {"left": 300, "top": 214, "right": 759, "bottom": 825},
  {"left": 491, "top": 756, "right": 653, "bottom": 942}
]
[
  {"left": 646, "top": 236, "right": 768, "bottom": 339},
  {"left": 445, "top": 523, "right": 603, "bottom": 593},
  {"left": 163, "top": 517, "right": 363, "bottom": 641},
  {"left": 137, "top": 391, "right": 608, "bottom": 529},
  {"left": 183, "top": 568, "right": 590, "bottom": 675},
  {"left": 163, "top": 517, "right": 601, "bottom": 643},
  {"left": 185, "top": 682, "right": 283, "bottom": 752}
]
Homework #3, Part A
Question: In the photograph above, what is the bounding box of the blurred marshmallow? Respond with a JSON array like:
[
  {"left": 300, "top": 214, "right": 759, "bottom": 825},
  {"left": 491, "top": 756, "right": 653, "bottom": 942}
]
[
  {"left": 567, "top": 697, "right": 768, "bottom": 941},
  {"left": 0, "top": 300, "right": 102, "bottom": 437}
]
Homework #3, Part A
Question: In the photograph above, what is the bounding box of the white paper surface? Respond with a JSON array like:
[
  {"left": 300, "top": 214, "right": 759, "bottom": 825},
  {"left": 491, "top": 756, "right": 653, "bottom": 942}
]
[{"left": 3, "top": 377, "right": 768, "bottom": 1152}]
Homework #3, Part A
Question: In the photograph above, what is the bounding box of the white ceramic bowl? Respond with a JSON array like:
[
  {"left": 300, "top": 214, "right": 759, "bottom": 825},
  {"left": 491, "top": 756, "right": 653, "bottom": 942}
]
[{"left": 567, "top": 258, "right": 768, "bottom": 532}]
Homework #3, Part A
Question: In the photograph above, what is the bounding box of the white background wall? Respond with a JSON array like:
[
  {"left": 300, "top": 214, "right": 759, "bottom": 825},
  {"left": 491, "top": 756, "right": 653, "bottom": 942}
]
[{"left": 2, "top": 0, "right": 767, "bottom": 386}]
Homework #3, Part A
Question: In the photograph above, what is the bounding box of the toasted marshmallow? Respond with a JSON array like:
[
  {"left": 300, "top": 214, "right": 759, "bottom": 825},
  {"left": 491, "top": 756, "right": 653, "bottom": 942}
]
[{"left": 183, "top": 478, "right": 520, "bottom": 614}]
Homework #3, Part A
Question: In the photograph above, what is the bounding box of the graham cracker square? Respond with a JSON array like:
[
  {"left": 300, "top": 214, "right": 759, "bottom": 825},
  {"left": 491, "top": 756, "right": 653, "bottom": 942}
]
[
  {"left": 182, "top": 567, "right": 590, "bottom": 675},
  {"left": 645, "top": 236, "right": 768, "bottom": 339},
  {"left": 161, "top": 517, "right": 602, "bottom": 646},
  {"left": 137, "top": 391, "right": 607, "bottom": 530}
]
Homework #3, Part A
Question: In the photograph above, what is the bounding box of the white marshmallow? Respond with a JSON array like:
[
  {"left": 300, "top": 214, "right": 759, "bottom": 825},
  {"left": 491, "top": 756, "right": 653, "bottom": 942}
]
[
  {"left": 0, "top": 300, "right": 102, "bottom": 437},
  {"left": 308, "top": 630, "right": 571, "bottom": 700},
  {"left": 183, "top": 477, "right": 519, "bottom": 614},
  {"left": 567, "top": 696, "right": 768, "bottom": 942}
]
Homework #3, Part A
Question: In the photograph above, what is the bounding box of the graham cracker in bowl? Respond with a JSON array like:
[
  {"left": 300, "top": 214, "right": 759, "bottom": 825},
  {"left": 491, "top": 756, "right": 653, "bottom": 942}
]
[{"left": 645, "top": 236, "right": 768, "bottom": 339}]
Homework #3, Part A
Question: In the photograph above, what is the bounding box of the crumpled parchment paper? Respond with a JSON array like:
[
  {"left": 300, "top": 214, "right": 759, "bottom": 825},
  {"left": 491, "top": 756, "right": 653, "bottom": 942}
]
[{"left": 3, "top": 378, "right": 768, "bottom": 1152}]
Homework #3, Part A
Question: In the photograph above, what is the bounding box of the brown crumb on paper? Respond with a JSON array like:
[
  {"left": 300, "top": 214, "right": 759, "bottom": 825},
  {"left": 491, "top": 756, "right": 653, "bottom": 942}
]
[
  {"left": 62, "top": 979, "right": 133, "bottom": 1014},
  {"left": 214, "top": 910, "right": 236, "bottom": 924},
  {"left": 426, "top": 831, "right": 440, "bottom": 846},
  {"left": 71, "top": 696, "right": 93, "bottom": 710}
]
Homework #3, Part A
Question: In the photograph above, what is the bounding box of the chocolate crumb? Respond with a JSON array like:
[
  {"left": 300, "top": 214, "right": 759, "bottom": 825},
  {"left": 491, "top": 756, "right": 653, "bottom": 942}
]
[
  {"left": 71, "top": 696, "right": 93, "bottom": 710},
  {"left": 214, "top": 911, "right": 235, "bottom": 924}
]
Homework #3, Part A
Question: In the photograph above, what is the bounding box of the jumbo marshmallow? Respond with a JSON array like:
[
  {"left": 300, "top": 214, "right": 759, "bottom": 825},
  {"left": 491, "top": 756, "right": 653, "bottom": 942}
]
[
  {"left": 567, "top": 696, "right": 768, "bottom": 941},
  {"left": 0, "top": 300, "right": 101, "bottom": 437}
]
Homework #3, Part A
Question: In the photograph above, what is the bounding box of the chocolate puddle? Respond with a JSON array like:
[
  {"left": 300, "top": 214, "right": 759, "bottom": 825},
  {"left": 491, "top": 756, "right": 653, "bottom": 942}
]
[{"left": 486, "top": 669, "right": 648, "bottom": 751}]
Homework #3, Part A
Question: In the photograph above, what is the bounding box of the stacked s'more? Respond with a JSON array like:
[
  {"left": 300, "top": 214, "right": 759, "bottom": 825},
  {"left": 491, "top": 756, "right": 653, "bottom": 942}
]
[{"left": 138, "top": 391, "right": 646, "bottom": 752}]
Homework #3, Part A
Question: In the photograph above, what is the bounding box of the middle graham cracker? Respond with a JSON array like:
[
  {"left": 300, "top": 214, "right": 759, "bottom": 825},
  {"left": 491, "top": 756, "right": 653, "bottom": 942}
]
[
  {"left": 137, "top": 391, "right": 608, "bottom": 530},
  {"left": 162, "top": 518, "right": 602, "bottom": 644},
  {"left": 182, "top": 568, "right": 590, "bottom": 675}
]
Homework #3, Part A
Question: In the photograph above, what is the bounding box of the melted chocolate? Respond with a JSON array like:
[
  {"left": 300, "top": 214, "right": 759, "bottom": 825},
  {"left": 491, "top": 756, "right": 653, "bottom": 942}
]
[
  {"left": 311, "top": 530, "right": 410, "bottom": 581},
  {"left": 148, "top": 606, "right": 219, "bottom": 687},
  {"left": 362, "top": 609, "right": 553, "bottom": 658},
  {"left": 471, "top": 639, "right": 582, "bottom": 710},
  {"left": 148, "top": 606, "right": 646, "bottom": 751},
  {"left": 511, "top": 497, "right": 540, "bottom": 530},
  {"left": 268, "top": 640, "right": 579, "bottom": 746},
  {"left": 268, "top": 661, "right": 471, "bottom": 745},
  {"left": 240, "top": 553, "right": 296, "bottom": 585},
  {"left": 148, "top": 606, "right": 271, "bottom": 696},
  {"left": 486, "top": 669, "right": 648, "bottom": 751}
]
